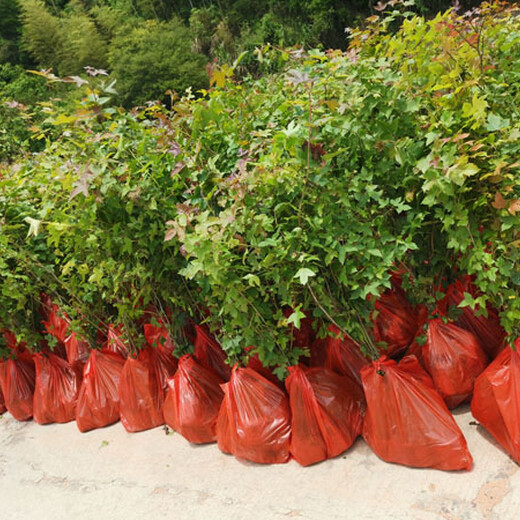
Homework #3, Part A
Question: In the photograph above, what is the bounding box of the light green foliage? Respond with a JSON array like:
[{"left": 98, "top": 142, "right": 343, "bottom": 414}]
[
  {"left": 108, "top": 18, "right": 208, "bottom": 106},
  {"left": 4, "top": 2, "right": 520, "bottom": 372},
  {"left": 170, "top": 47, "right": 423, "bottom": 368},
  {"left": 0, "top": 63, "right": 50, "bottom": 160},
  {"left": 58, "top": 3, "right": 109, "bottom": 74},
  {"left": 20, "top": 0, "right": 63, "bottom": 70},
  {"left": 20, "top": 0, "right": 108, "bottom": 75},
  {"left": 1, "top": 76, "right": 200, "bottom": 351},
  {"left": 351, "top": 2, "right": 520, "bottom": 335}
]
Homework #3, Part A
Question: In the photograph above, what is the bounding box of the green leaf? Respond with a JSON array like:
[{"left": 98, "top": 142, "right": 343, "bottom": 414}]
[
  {"left": 243, "top": 274, "right": 261, "bottom": 287},
  {"left": 462, "top": 93, "right": 488, "bottom": 127},
  {"left": 486, "top": 113, "right": 510, "bottom": 132},
  {"left": 294, "top": 267, "right": 316, "bottom": 285},
  {"left": 445, "top": 157, "right": 479, "bottom": 185},
  {"left": 286, "top": 307, "right": 305, "bottom": 329},
  {"left": 24, "top": 217, "right": 41, "bottom": 238}
]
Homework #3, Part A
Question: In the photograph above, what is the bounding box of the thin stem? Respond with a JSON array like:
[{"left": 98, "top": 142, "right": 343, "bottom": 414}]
[{"left": 307, "top": 283, "right": 348, "bottom": 337}]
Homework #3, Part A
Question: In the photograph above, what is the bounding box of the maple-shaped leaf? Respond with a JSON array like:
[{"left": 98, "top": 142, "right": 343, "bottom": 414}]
[
  {"left": 164, "top": 220, "right": 185, "bottom": 242},
  {"left": 24, "top": 217, "right": 41, "bottom": 238},
  {"left": 508, "top": 199, "right": 520, "bottom": 215},
  {"left": 64, "top": 76, "right": 88, "bottom": 88},
  {"left": 70, "top": 167, "right": 94, "bottom": 200},
  {"left": 171, "top": 162, "right": 185, "bottom": 177},
  {"left": 84, "top": 66, "right": 108, "bottom": 77},
  {"left": 287, "top": 69, "right": 312, "bottom": 86},
  {"left": 492, "top": 192, "right": 508, "bottom": 209},
  {"left": 210, "top": 69, "right": 226, "bottom": 88}
]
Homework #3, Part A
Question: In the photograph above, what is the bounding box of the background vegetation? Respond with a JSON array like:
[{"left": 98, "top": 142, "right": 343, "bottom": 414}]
[{"left": 1, "top": 0, "right": 482, "bottom": 108}]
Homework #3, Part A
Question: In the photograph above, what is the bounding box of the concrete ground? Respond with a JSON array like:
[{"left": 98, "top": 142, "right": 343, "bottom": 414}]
[{"left": 0, "top": 405, "right": 518, "bottom": 520}]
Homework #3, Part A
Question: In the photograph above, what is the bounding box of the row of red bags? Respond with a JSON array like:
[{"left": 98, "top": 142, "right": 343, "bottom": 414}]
[{"left": 1, "top": 275, "right": 519, "bottom": 470}]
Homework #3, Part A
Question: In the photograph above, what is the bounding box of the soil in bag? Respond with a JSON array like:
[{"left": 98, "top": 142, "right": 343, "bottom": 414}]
[
  {"left": 119, "top": 346, "right": 177, "bottom": 432},
  {"left": 76, "top": 349, "right": 126, "bottom": 432},
  {"left": 286, "top": 365, "right": 363, "bottom": 466},
  {"left": 422, "top": 318, "right": 487, "bottom": 408},
  {"left": 33, "top": 352, "right": 82, "bottom": 424},
  {"left": 217, "top": 366, "right": 291, "bottom": 464},
  {"left": 471, "top": 343, "right": 520, "bottom": 464},
  {"left": 361, "top": 355, "right": 473, "bottom": 471},
  {"left": 163, "top": 354, "right": 224, "bottom": 443},
  {"left": 0, "top": 350, "right": 35, "bottom": 421},
  {"left": 193, "top": 324, "right": 231, "bottom": 381}
]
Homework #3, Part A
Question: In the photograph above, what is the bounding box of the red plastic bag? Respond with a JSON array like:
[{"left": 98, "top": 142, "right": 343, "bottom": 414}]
[
  {"left": 471, "top": 344, "right": 520, "bottom": 464},
  {"left": 244, "top": 346, "right": 281, "bottom": 387},
  {"left": 64, "top": 332, "right": 90, "bottom": 370},
  {"left": 286, "top": 365, "right": 363, "bottom": 466},
  {"left": 423, "top": 319, "right": 488, "bottom": 408},
  {"left": 143, "top": 322, "right": 175, "bottom": 355},
  {"left": 104, "top": 324, "right": 131, "bottom": 358},
  {"left": 217, "top": 366, "right": 291, "bottom": 464},
  {"left": 163, "top": 354, "right": 224, "bottom": 443},
  {"left": 42, "top": 304, "right": 69, "bottom": 343},
  {"left": 33, "top": 353, "right": 82, "bottom": 424},
  {"left": 0, "top": 362, "right": 6, "bottom": 414},
  {"left": 321, "top": 325, "right": 369, "bottom": 386},
  {"left": 440, "top": 276, "right": 505, "bottom": 359},
  {"left": 0, "top": 351, "right": 35, "bottom": 421},
  {"left": 76, "top": 350, "right": 126, "bottom": 432},
  {"left": 2, "top": 330, "right": 27, "bottom": 351},
  {"left": 307, "top": 336, "right": 328, "bottom": 367},
  {"left": 193, "top": 324, "right": 231, "bottom": 381},
  {"left": 373, "top": 289, "right": 423, "bottom": 358},
  {"left": 0, "top": 388, "right": 5, "bottom": 414},
  {"left": 118, "top": 346, "right": 177, "bottom": 433},
  {"left": 361, "top": 355, "right": 473, "bottom": 471}
]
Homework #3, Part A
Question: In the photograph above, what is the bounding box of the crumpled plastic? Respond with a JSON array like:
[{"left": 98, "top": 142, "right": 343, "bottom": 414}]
[
  {"left": 285, "top": 365, "right": 363, "bottom": 466},
  {"left": 64, "top": 332, "right": 90, "bottom": 371},
  {"left": 143, "top": 322, "right": 175, "bottom": 355},
  {"left": 76, "top": 349, "right": 126, "bottom": 432},
  {"left": 163, "top": 354, "right": 224, "bottom": 443},
  {"left": 422, "top": 318, "right": 488, "bottom": 408},
  {"left": 471, "top": 343, "right": 520, "bottom": 464},
  {"left": 315, "top": 325, "right": 369, "bottom": 387},
  {"left": 33, "top": 353, "right": 82, "bottom": 424},
  {"left": 118, "top": 346, "right": 177, "bottom": 432},
  {"left": 104, "top": 324, "right": 131, "bottom": 358},
  {"left": 361, "top": 355, "right": 473, "bottom": 471},
  {"left": 373, "top": 289, "right": 425, "bottom": 358},
  {"left": 193, "top": 324, "right": 231, "bottom": 381},
  {"left": 439, "top": 276, "right": 505, "bottom": 359},
  {"left": 244, "top": 346, "right": 281, "bottom": 387},
  {"left": 0, "top": 350, "right": 35, "bottom": 421},
  {"left": 42, "top": 303, "right": 70, "bottom": 344},
  {"left": 0, "top": 363, "right": 6, "bottom": 414},
  {"left": 217, "top": 366, "right": 291, "bottom": 464}
]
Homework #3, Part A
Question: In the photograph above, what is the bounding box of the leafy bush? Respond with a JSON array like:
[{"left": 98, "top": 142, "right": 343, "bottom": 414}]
[
  {"left": 1, "top": 78, "right": 202, "bottom": 350},
  {"left": 3, "top": 1, "right": 520, "bottom": 374},
  {"left": 0, "top": 63, "right": 52, "bottom": 160}
]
